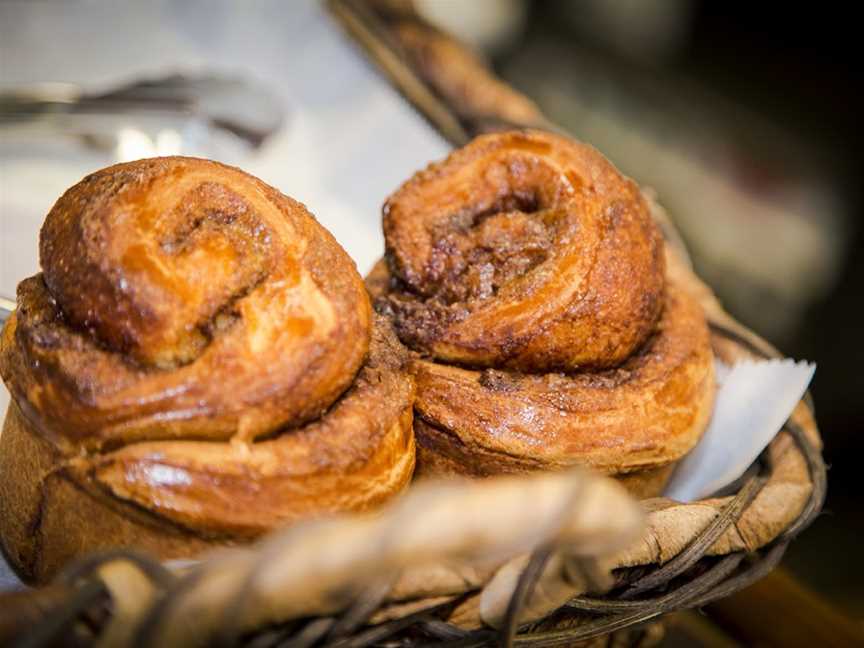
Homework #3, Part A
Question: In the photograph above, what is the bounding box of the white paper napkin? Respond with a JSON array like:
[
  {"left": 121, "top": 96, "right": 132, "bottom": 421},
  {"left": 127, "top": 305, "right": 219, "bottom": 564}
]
[{"left": 664, "top": 358, "right": 816, "bottom": 502}]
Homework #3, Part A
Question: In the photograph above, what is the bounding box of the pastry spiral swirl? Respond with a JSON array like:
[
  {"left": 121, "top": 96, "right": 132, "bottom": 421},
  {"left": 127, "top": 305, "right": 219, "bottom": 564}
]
[
  {"left": 0, "top": 158, "right": 415, "bottom": 582},
  {"left": 381, "top": 130, "right": 665, "bottom": 372},
  {"left": 371, "top": 131, "right": 714, "bottom": 491}
]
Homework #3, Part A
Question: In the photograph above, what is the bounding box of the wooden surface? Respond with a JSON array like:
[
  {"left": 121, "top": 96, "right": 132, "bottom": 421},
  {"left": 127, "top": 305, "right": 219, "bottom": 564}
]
[{"left": 705, "top": 567, "right": 864, "bottom": 647}]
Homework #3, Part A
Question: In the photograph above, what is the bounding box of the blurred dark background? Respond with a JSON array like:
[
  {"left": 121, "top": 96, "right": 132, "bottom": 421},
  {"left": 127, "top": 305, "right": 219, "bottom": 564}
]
[{"left": 423, "top": 0, "right": 863, "bottom": 617}]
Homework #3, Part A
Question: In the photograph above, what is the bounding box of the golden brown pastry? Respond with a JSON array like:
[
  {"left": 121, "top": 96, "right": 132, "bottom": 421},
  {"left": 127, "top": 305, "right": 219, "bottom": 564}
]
[
  {"left": 0, "top": 157, "right": 415, "bottom": 583},
  {"left": 369, "top": 130, "right": 714, "bottom": 494}
]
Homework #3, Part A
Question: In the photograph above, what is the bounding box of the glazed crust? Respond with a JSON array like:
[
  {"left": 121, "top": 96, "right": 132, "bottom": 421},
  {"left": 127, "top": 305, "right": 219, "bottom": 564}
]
[
  {"left": 370, "top": 261, "right": 713, "bottom": 489},
  {"left": 8, "top": 157, "right": 373, "bottom": 448},
  {"left": 380, "top": 130, "right": 665, "bottom": 372},
  {"left": 0, "top": 319, "right": 415, "bottom": 583},
  {"left": 409, "top": 286, "right": 713, "bottom": 473},
  {"left": 371, "top": 131, "right": 714, "bottom": 490},
  {"left": 0, "top": 158, "right": 415, "bottom": 583}
]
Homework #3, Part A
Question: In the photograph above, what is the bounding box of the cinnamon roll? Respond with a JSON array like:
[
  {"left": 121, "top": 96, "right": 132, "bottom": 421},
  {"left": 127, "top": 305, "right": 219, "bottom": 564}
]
[
  {"left": 369, "top": 130, "right": 714, "bottom": 495},
  {"left": 0, "top": 157, "right": 415, "bottom": 583}
]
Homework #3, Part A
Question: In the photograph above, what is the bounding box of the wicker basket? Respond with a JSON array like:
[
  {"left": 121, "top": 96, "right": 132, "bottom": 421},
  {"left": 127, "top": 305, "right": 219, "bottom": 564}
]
[
  {"left": 0, "top": 290, "right": 825, "bottom": 647},
  {"left": 0, "top": 2, "right": 826, "bottom": 646}
]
